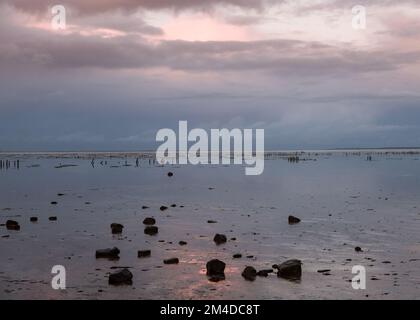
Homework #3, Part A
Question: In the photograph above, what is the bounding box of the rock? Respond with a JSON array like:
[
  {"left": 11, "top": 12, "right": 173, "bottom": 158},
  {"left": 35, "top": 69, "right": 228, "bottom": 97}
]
[
  {"left": 164, "top": 258, "right": 179, "bottom": 264},
  {"left": 96, "top": 247, "right": 120, "bottom": 260},
  {"left": 144, "top": 226, "right": 158, "bottom": 235},
  {"left": 160, "top": 206, "right": 168, "bottom": 211},
  {"left": 57, "top": 193, "right": 65, "bottom": 196},
  {"left": 170, "top": 204, "right": 176, "bottom": 207},
  {"left": 138, "top": 250, "right": 151, "bottom": 258},
  {"left": 257, "top": 269, "right": 273, "bottom": 277},
  {"left": 276, "top": 259, "right": 302, "bottom": 280},
  {"left": 48, "top": 216, "right": 57, "bottom": 221},
  {"left": 242, "top": 266, "right": 257, "bottom": 281},
  {"left": 50, "top": 201, "right": 58, "bottom": 205},
  {"left": 30, "top": 217, "right": 38, "bottom": 222},
  {"left": 167, "top": 172, "right": 173, "bottom": 177},
  {"left": 178, "top": 241, "right": 187, "bottom": 246},
  {"left": 111, "top": 223, "right": 123, "bottom": 234},
  {"left": 206, "top": 259, "right": 226, "bottom": 282},
  {"left": 6, "top": 220, "right": 20, "bottom": 231},
  {"left": 213, "top": 233, "right": 227, "bottom": 245},
  {"left": 317, "top": 269, "right": 331, "bottom": 273},
  {"left": 142, "top": 217, "right": 156, "bottom": 225},
  {"left": 233, "top": 253, "right": 242, "bottom": 259},
  {"left": 355, "top": 246, "right": 363, "bottom": 252},
  {"left": 207, "top": 220, "right": 217, "bottom": 224},
  {"left": 288, "top": 215, "right": 301, "bottom": 224},
  {"left": 142, "top": 206, "right": 149, "bottom": 209},
  {"left": 108, "top": 268, "right": 133, "bottom": 285}
]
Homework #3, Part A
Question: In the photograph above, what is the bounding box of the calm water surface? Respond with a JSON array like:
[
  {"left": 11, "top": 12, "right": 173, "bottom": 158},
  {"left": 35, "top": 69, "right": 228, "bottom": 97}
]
[{"left": 0, "top": 151, "right": 419, "bottom": 299}]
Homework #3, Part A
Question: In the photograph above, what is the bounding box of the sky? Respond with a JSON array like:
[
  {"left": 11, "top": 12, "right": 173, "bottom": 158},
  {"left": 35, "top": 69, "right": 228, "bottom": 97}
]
[{"left": 0, "top": 0, "right": 420, "bottom": 151}]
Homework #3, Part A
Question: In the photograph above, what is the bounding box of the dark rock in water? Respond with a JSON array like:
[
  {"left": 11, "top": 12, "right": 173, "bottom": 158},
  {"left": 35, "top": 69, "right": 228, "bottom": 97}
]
[
  {"left": 50, "top": 201, "right": 58, "bottom": 205},
  {"left": 30, "top": 217, "right": 38, "bottom": 222},
  {"left": 111, "top": 223, "right": 123, "bottom": 234},
  {"left": 6, "top": 220, "right": 20, "bottom": 231},
  {"left": 178, "top": 241, "right": 187, "bottom": 246},
  {"left": 144, "top": 226, "right": 158, "bottom": 235},
  {"left": 242, "top": 266, "right": 257, "bottom": 281},
  {"left": 355, "top": 246, "right": 363, "bottom": 252},
  {"left": 108, "top": 268, "right": 133, "bottom": 285},
  {"left": 257, "top": 269, "right": 273, "bottom": 277},
  {"left": 233, "top": 253, "right": 242, "bottom": 259},
  {"left": 317, "top": 269, "right": 331, "bottom": 273},
  {"left": 288, "top": 215, "right": 301, "bottom": 224},
  {"left": 170, "top": 204, "right": 176, "bottom": 207},
  {"left": 213, "top": 233, "right": 227, "bottom": 245},
  {"left": 207, "top": 220, "right": 217, "bottom": 224},
  {"left": 57, "top": 193, "right": 65, "bottom": 196},
  {"left": 96, "top": 247, "right": 120, "bottom": 260},
  {"left": 142, "top": 206, "right": 149, "bottom": 209},
  {"left": 167, "top": 172, "right": 173, "bottom": 177},
  {"left": 48, "top": 216, "right": 57, "bottom": 221},
  {"left": 143, "top": 217, "right": 156, "bottom": 225},
  {"left": 164, "top": 258, "right": 179, "bottom": 264},
  {"left": 160, "top": 206, "right": 168, "bottom": 211},
  {"left": 138, "top": 250, "right": 151, "bottom": 258},
  {"left": 277, "top": 259, "right": 302, "bottom": 280},
  {"left": 206, "top": 259, "right": 226, "bottom": 282}
]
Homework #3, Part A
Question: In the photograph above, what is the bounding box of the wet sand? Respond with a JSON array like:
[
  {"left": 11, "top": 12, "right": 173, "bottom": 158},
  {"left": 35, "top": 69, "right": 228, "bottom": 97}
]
[{"left": 0, "top": 150, "right": 420, "bottom": 299}]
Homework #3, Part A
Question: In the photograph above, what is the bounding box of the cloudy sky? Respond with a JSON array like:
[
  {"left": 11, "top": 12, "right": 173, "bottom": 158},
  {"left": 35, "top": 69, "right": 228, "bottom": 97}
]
[{"left": 0, "top": 0, "right": 419, "bottom": 151}]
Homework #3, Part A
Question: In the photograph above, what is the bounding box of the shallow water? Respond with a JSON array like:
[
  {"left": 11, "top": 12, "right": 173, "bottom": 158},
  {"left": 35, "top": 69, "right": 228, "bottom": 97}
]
[{"left": 0, "top": 151, "right": 420, "bottom": 299}]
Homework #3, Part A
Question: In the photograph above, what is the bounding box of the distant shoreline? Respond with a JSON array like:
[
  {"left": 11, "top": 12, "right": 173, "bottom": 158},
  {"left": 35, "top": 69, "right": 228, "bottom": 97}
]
[{"left": 1, "top": 148, "right": 420, "bottom": 157}]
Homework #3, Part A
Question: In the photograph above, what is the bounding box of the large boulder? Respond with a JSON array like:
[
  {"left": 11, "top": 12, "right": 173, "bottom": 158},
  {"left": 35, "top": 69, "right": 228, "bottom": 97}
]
[
  {"left": 257, "top": 269, "right": 273, "bottom": 277},
  {"left": 276, "top": 259, "right": 302, "bottom": 280},
  {"left": 108, "top": 268, "right": 133, "bottom": 285},
  {"left": 110, "top": 223, "right": 123, "bottom": 234},
  {"left": 6, "top": 220, "right": 20, "bottom": 231},
  {"left": 96, "top": 247, "right": 120, "bottom": 260},
  {"left": 138, "top": 250, "right": 151, "bottom": 258},
  {"left": 142, "top": 217, "right": 156, "bottom": 225},
  {"left": 242, "top": 266, "right": 257, "bottom": 281},
  {"left": 144, "top": 226, "right": 158, "bottom": 235},
  {"left": 206, "top": 259, "right": 226, "bottom": 282},
  {"left": 288, "top": 215, "right": 301, "bottom": 224},
  {"left": 163, "top": 258, "right": 179, "bottom": 264},
  {"left": 213, "top": 234, "right": 227, "bottom": 245}
]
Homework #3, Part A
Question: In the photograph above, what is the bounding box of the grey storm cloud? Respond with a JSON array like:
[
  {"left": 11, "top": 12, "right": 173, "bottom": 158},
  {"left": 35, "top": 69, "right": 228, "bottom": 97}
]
[
  {"left": 298, "top": 0, "right": 420, "bottom": 12},
  {"left": 2, "top": 0, "right": 267, "bottom": 14},
  {"left": 5, "top": 0, "right": 419, "bottom": 15},
  {"left": 1, "top": 9, "right": 419, "bottom": 78},
  {"left": 1, "top": 1, "right": 420, "bottom": 151}
]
